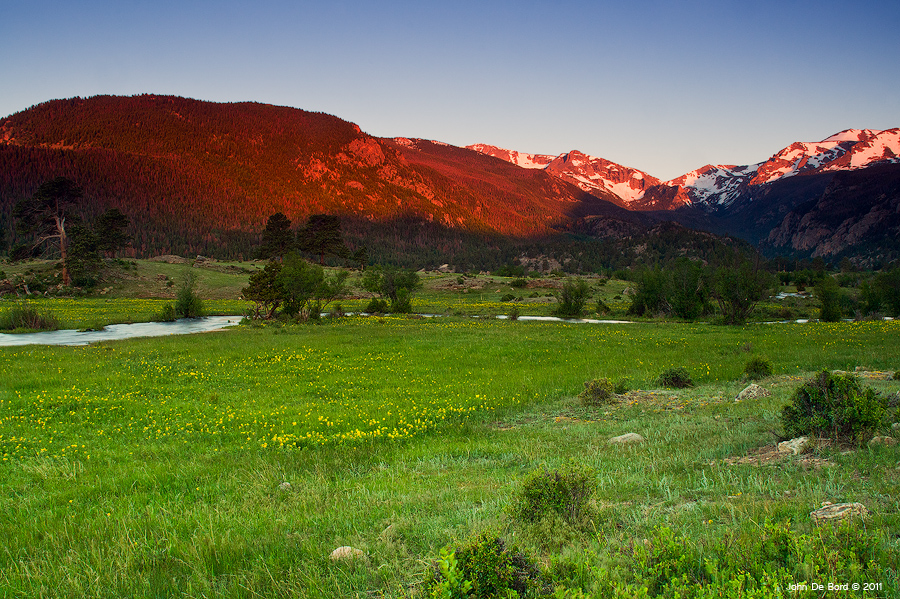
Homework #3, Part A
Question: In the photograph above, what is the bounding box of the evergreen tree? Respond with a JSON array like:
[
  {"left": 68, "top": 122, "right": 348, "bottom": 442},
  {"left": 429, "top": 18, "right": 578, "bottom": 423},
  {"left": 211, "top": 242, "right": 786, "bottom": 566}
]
[
  {"left": 299, "top": 214, "right": 348, "bottom": 265},
  {"left": 94, "top": 208, "right": 131, "bottom": 257},
  {"left": 815, "top": 277, "right": 842, "bottom": 322},
  {"left": 257, "top": 212, "right": 294, "bottom": 261},
  {"left": 66, "top": 224, "right": 103, "bottom": 288}
]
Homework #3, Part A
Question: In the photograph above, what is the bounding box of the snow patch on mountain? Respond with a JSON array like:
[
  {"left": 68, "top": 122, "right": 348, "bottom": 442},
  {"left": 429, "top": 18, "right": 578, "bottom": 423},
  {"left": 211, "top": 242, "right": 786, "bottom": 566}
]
[
  {"left": 467, "top": 129, "right": 898, "bottom": 211},
  {"left": 466, "top": 144, "right": 658, "bottom": 206}
]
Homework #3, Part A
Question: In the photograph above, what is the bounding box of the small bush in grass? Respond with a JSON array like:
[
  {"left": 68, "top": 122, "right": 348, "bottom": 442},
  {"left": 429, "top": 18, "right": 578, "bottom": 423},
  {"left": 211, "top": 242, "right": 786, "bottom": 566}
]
[
  {"left": 655, "top": 367, "right": 694, "bottom": 388},
  {"left": 426, "top": 533, "right": 549, "bottom": 599},
  {"left": 155, "top": 304, "right": 177, "bottom": 322},
  {"left": 364, "top": 298, "right": 389, "bottom": 314},
  {"left": 578, "top": 378, "right": 615, "bottom": 406},
  {"left": 508, "top": 305, "right": 520, "bottom": 321},
  {"left": 614, "top": 378, "right": 631, "bottom": 394},
  {"left": 781, "top": 370, "right": 886, "bottom": 442},
  {"left": 744, "top": 355, "right": 774, "bottom": 380},
  {"left": 893, "top": 371, "right": 900, "bottom": 381},
  {"left": 175, "top": 272, "right": 204, "bottom": 318},
  {"left": 510, "top": 278, "right": 528, "bottom": 288},
  {"left": 0, "top": 302, "right": 59, "bottom": 331},
  {"left": 512, "top": 463, "right": 597, "bottom": 525}
]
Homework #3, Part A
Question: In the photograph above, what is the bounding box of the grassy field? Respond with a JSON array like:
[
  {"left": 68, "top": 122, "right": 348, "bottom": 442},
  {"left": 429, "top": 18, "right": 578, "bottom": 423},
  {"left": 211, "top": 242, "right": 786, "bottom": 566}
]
[{"left": 1, "top": 313, "right": 898, "bottom": 597}]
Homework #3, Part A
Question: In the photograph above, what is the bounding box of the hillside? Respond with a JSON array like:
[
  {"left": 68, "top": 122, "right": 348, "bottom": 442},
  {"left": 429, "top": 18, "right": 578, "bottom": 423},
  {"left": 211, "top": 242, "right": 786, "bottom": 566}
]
[{"left": 0, "top": 95, "right": 642, "bottom": 259}]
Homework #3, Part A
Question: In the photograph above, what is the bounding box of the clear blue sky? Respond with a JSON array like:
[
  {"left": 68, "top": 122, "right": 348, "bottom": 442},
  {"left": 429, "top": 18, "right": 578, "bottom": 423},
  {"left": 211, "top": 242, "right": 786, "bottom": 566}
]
[{"left": 2, "top": 0, "right": 898, "bottom": 180}]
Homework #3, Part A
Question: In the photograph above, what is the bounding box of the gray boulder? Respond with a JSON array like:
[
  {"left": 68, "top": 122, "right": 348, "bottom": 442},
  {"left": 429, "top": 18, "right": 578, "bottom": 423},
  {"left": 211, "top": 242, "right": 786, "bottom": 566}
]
[{"left": 609, "top": 433, "right": 644, "bottom": 444}]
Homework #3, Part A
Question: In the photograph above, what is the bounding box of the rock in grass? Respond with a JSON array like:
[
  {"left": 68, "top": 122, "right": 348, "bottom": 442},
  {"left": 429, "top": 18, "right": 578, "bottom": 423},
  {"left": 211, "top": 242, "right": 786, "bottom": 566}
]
[
  {"left": 609, "top": 433, "right": 644, "bottom": 444},
  {"left": 777, "top": 436, "right": 811, "bottom": 455},
  {"left": 868, "top": 436, "right": 897, "bottom": 447},
  {"left": 278, "top": 482, "right": 292, "bottom": 491},
  {"left": 810, "top": 502, "right": 868, "bottom": 524},
  {"left": 330, "top": 546, "right": 364, "bottom": 560},
  {"left": 735, "top": 384, "right": 771, "bottom": 402}
]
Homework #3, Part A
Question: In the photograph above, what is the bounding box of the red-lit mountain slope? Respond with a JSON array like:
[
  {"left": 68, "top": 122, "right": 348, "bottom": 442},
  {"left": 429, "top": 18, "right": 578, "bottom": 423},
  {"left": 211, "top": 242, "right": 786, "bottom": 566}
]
[{"left": 0, "top": 95, "right": 635, "bottom": 257}]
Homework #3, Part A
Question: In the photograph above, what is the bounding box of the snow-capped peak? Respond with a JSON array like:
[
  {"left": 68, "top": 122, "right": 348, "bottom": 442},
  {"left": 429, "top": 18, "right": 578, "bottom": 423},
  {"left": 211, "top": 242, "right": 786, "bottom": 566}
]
[{"left": 466, "top": 143, "right": 659, "bottom": 207}]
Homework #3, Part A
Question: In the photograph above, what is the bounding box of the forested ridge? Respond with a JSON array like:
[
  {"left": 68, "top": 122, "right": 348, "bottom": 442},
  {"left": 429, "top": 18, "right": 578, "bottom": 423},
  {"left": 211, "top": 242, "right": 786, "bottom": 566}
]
[{"left": 1, "top": 95, "right": 642, "bottom": 262}]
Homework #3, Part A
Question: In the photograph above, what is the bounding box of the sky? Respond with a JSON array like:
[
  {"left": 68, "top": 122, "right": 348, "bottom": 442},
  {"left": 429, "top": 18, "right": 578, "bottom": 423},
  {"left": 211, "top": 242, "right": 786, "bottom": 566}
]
[{"left": 2, "top": 0, "right": 898, "bottom": 181}]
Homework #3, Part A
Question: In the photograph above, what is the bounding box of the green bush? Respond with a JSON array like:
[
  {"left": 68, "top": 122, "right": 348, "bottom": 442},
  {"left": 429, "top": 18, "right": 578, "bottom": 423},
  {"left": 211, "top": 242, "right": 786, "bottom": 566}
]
[
  {"left": 155, "top": 304, "right": 177, "bottom": 322},
  {"left": 744, "top": 356, "right": 774, "bottom": 380},
  {"left": 512, "top": 463, "right": 596, "bottom": 525},
  {"left": 781, "top": 370, "right": 886, "bottom": 442},
  {"left": 577, "top": 378, "right": 615, "bottom": 406},
  {"left": 815, "top": 277, "right": 843, "bottom": 322},
  {"left": 175, "top": 272, "right": 204, "bottom": 318},
  {"left": 655, "top": 367, "right": 694, "bottom": 389},
  {"left": 595, "top": 299, "right": 610, "bottom": 315},
  {"left": 510, "top": 278, "right": 528, "bottom": 288},
  {"left": 614, "top": 378, "right": 631, "bottom": 394},
  {"left": 364, "top": 298, "right": 389, "bottom": 314},
  {"left": 427, "top": 533, "right": 549, "bottom": 598},
  {"left": 0, "top": 302, "right": 60, "bottom": 331},
  {"left": 553, "top": 278, "right": 590, "bottom": 318},
  {"left": 508, "top": 305, "right": 520, "bottom": 321}
]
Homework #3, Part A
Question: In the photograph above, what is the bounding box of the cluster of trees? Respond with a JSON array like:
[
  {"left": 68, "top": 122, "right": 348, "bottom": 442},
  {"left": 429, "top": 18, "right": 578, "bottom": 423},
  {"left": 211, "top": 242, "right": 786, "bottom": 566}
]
[
  {"left": 257, "top": 212, "right": 367, "bottom": 268},
  {"left": 627, "top": 254, "right": 775, "bottom": 325},
  {"left": 9, "top": 177, "right": 130, "bottom": 287},
  {"left": 242, "top": 253, "right": 349, "bottom": 320},
  {"left": 244, "top": 213, "right": 424, "bottom": 320}
]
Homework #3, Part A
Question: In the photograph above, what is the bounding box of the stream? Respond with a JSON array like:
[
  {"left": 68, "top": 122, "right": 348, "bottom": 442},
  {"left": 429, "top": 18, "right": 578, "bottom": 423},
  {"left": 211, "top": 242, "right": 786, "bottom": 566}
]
[{"left": 0, "top": 316, "right": 242, "bottom": 347}]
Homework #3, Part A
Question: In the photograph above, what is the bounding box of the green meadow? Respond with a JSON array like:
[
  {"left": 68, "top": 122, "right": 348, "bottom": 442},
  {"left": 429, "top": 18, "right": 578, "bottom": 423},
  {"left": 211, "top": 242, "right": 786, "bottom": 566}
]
[{"left": 0, "top": 312, "right": 898, "bottom": 597}]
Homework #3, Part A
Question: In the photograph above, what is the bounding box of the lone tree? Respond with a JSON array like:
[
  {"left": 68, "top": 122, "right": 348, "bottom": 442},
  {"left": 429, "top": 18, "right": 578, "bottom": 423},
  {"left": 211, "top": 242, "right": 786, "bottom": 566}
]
[
  {"left": 710, "top": 251, "right": 773, "bottom": 325},
  {"left": 298, "top": 214, "right": 348, "bottom": 265},
  {"left": 13, "top": 177, "right": 83, "bottom": 286},
  {"left": 257, "top": 212, "right": 294, "bottom": 261}
]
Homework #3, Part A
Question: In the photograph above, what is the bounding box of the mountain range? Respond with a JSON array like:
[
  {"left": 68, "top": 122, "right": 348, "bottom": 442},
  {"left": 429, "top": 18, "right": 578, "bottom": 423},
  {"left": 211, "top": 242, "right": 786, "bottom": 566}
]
[{"left": 1, "top": 95, "right": 898, "bottom": 265}]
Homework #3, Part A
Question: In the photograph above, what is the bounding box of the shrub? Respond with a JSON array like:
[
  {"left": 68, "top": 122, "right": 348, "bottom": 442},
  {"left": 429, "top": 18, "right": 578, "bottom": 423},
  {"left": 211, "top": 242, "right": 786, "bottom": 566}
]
[
  {"left": 364, "top": 298, "right": 389, "bottom": 314},
  {"left": 553, "top": 278, "right": 590, "bottom": 318},
  {"left": 155, "top": 304, "right": 177, "bottom": 322},
  {"left": 500, "top": 293, "right": 517, "bottom": 302},
  {"left": 815, "top": 277, "right": 843, "bottom": 322},
  {"left": 578, "top": 378, "right": 615, "bottom": 406},
  {"left": 596, "top": 298, "right": 610, "bottom": 315},
  {"left": 508, "top": 305, "right": 520, "bottom": 321},
  {"left": 744, "top": 356, "right": 774, "bottom": 380},
  {"left": 426, "top": 533, "right": 548, "bottom": 599},
  {"left": 781, "top": 370, "right": 886, "bottom": 442},
  {"left": 0, "top": 302, "right": 59, "bottom": 331},
  {"left": 175, "top": 272, "right": 204, "bottom": 318},
  {"left": 512, "top": 463, "right": 597, "bottom": 525},
  {"left": 510, "top": 278, "right": 528, "bottom": 288},
  {"left": 656, "top": 367, "right": 694, "bottom": 389},
  {"left": 614, "top": 378, "right": 631, "bottom": 394}
]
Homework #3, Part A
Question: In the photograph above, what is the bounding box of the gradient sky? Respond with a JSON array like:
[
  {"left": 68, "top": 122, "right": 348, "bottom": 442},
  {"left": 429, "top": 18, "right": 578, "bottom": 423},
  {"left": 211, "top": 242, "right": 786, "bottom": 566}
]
[{"left": 2, "top": 0, "right": 898, "bottom": 180}]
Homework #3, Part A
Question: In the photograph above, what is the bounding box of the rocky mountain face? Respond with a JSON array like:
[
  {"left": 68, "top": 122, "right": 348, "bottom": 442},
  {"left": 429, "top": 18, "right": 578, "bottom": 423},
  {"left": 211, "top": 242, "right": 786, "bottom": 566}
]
[
  {"left": 470, "top": 130, "right": 900, "bottom": 261},
  {"left": 471, "top": 129, "right": 900, "bottom": 212},
  {"left": 467, "top": 144, "right": 661, "bottom": 208}
]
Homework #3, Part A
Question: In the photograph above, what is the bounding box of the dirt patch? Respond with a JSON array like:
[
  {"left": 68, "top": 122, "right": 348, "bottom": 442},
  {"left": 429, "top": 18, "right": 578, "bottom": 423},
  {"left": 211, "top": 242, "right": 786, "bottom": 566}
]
[{"left": 719, "top": 442, "right": 834, "bottom": 468}]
